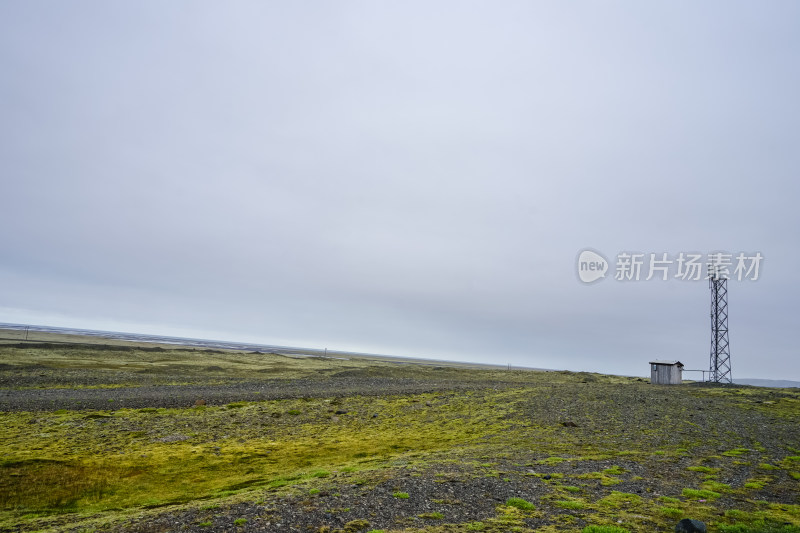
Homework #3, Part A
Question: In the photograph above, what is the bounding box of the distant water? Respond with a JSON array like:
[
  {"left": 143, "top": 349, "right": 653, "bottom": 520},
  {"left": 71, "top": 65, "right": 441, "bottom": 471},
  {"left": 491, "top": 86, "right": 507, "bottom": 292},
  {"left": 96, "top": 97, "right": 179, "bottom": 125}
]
[{"left": 734, "top": 378, "right": 800, "bottom": 389}]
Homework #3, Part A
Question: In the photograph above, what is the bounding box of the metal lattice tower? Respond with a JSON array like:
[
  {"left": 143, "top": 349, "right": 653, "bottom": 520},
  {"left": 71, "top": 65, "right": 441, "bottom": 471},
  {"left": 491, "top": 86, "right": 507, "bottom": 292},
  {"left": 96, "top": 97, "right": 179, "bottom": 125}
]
[{"left": 709, "top": 265, "right": 732, "bottom": 383}]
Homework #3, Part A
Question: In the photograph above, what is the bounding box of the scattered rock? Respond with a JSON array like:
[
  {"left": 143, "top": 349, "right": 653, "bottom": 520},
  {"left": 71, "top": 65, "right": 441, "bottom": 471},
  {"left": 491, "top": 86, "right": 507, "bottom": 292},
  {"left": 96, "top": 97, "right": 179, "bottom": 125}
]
[
  {"left": 330, "top": 416, "right": 340, "bottom": 423},
  {"left": 675, "top": 518, "right": 707, "bottom": 533},
  {"left": 195, "top": 399, "right": 206, "bottom": 406},
  {"left": 561, "top": 421, "right": 578, "bottom": 427}
]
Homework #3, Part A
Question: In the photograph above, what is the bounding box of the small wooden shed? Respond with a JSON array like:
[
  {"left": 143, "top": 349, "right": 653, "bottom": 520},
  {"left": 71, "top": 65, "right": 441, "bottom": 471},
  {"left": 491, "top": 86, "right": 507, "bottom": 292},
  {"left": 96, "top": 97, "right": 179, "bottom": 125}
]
[{"left": 649, "top": 360, "right": 684, "bottom": 385}]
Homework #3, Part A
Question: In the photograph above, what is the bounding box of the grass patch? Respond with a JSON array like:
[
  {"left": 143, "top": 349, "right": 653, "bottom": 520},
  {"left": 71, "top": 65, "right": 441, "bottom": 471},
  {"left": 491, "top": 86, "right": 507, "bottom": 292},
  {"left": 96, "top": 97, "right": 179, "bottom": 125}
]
[
  {"left": 505, "top": 497, "right": 535, "bottom": 510},
  {"left": 578, "top": 471, "right": 623, "bottom": 486},
  {"left": 743, "top": 477, "right": 770, "bottom": 490},
  {"left": 583, "top": 526, "right": 629, "bottom": 533},
  {"left": 540, "top": 456, "right": 568, "bottom": 465},
  {"left": 723, "top": 447, "right": 751, "bottom": 457},
  {"left": 703, "top": 480, "right": 732, "bottom": 492},
  {"left": 598, "top": 491, "right": 642, "bottom": 508},
  {"left": 556, "top": 499, "right": 586, "bottom": 510},
  {"left": 687, "top": 465, "right": 719, "bottom": 474}
]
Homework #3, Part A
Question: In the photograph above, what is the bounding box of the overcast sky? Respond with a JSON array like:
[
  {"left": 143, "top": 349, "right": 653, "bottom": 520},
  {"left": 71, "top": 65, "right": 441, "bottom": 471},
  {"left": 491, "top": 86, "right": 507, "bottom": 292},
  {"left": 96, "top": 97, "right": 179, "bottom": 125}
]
[{"left": 1, "top": 2, "right": 799, "bottom": 380}]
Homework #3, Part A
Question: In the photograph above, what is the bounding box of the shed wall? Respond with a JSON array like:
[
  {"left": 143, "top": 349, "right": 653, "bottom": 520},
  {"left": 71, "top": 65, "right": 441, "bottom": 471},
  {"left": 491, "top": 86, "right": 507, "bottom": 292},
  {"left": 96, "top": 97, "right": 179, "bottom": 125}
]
[{"left": 651, "top": 364, "right": 682, "bottom": 385}]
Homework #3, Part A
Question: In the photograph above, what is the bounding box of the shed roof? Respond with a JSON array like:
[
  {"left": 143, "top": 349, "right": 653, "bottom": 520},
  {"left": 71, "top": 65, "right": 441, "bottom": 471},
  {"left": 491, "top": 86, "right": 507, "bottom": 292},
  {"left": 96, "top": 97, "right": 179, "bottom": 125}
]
[{"left": 649, "top": 360, "right": 684, "bottom": 367}]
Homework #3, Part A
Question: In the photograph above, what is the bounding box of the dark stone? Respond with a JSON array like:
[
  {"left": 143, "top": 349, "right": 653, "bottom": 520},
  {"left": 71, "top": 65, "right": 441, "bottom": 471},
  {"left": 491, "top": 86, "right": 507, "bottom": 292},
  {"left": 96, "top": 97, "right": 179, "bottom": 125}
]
[
  {"left": 372, "top": 413, "right": 378, "bottom": 418},
  {"left": 335, "top": 410, "right": 348, "bottom": 414},
  {"left": 542, "top": 474, "right": 552, "bottom": 480},
  {"left": 675, "top": 519, "right": 706, "bottom": 533},
  {"left": 561, "top": 421, "right": 578, "bottom": 427}
]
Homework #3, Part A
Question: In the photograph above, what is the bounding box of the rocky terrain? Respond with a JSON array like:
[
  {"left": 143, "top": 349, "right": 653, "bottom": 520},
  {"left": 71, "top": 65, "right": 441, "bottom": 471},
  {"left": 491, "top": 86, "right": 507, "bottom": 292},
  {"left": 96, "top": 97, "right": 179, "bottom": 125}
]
[{"left": 1, "top": 340, "right": 798, "bottom": 533}]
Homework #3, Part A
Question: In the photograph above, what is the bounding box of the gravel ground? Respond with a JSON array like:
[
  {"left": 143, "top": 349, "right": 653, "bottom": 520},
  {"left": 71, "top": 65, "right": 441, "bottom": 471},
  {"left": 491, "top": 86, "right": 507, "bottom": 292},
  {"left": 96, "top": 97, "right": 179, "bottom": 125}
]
[
  {"left": 2, "top": 345, "right": 799, "bottom": 533},
  {"left": 110, "top": 465, "right": 556, "bottom": 533},
  {"left": 0, "top": 377, "right": 510, "bottom": 412}
]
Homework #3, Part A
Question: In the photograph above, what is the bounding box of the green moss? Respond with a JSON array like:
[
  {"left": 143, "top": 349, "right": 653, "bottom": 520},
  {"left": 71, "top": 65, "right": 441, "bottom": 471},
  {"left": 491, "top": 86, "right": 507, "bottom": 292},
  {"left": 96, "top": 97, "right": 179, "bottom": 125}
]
[
  {"left": 392, "top": 492, "right": 409, "bottom": 499},
  {"left": 723, "top": 447, "right": 751, "bottom": 457},
  {"left": 718, "top": 524, "right": 800, "bottom": 533},
  {"left": 343, "top": 519, "right": 370, "bottom": 531},
  {"left": 578, "top": 471, "right": 623, "bottom": 486},
  {"left": 540, "top": 456, "right": 568, "bottom": 465},
  {"left": 687, "top": 466, "right": 719, "bottom": 474},
  {"left": 556, "top": 499, "right": 586, "bottom": 510},
  {"left": 598, "top": 491, "right": 642, "bottom": 508},
  {"left": 582, "top": 526, "right": 629, "bottom": 533},
  {"left": 0, "top": 389, "right": 517, "bottom": 518},
  {"left": 2, "top": 342, "right": 799, "bottom": 532},
  {"left": 505, "top": 497, "right": 535, "bottom": 510},
  {"left": 702, "top": 480, "right": 732, "bottom": 492},
  {"left": 682, "top": 488, "right": 721, "bottom": 500}
]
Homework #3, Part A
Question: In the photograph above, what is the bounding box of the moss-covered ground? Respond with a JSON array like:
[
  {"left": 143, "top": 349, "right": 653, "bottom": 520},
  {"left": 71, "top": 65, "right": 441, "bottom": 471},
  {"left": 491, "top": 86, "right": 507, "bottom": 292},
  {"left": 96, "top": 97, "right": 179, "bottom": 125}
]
[{"left": 0, "top": 341, "right": 798, "bottom": 532}]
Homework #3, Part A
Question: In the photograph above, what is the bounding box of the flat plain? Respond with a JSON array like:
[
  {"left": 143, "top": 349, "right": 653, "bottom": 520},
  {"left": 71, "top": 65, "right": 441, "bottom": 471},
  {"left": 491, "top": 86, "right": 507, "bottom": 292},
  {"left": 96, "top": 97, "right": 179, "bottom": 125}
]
[{"left": 0, "top": 333, "right": 798, "bottom": 533}]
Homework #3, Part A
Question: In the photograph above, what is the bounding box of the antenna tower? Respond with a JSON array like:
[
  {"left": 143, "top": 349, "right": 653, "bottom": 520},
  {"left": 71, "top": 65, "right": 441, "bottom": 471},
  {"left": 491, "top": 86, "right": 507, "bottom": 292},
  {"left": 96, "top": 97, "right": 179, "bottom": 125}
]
[{"left": 708, "top": 265, "right": 732, "bottom": 383}]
